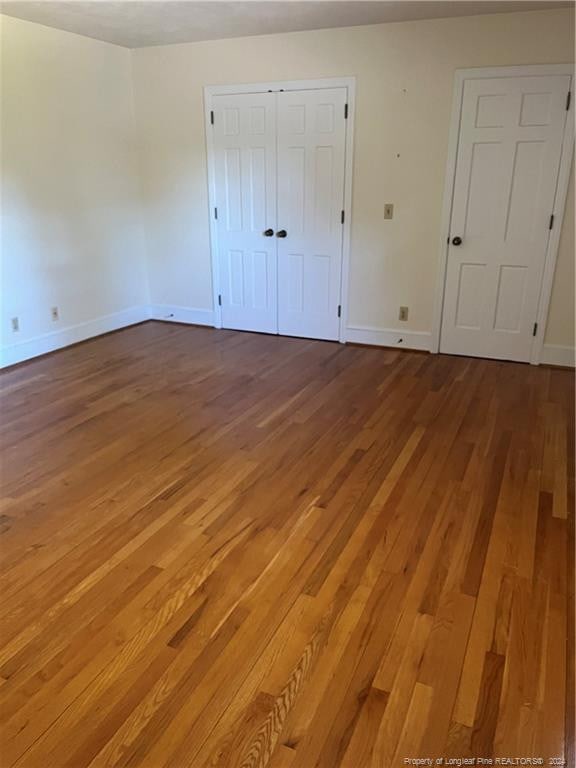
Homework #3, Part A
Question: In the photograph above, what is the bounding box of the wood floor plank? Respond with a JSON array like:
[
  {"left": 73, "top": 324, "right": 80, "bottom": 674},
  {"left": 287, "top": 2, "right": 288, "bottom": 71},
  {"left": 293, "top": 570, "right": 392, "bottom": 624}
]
[{"left": 0, "top": 322, "right": 572, "bottom": 767}]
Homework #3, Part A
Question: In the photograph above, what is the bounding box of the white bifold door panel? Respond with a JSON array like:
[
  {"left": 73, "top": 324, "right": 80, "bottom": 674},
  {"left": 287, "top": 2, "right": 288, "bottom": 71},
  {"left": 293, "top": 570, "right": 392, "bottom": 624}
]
[
  {"left": 440, "top": 74, "right": 571, "bottom": 362},
  {"left": 277, "top": 89, "right": 347, "bottom": 340},
  {"left": 213, "top": 93, "right": 277, "bottom": 334},
  {"left": 211, "top": 88, "right": 347, "bottom": 341}
]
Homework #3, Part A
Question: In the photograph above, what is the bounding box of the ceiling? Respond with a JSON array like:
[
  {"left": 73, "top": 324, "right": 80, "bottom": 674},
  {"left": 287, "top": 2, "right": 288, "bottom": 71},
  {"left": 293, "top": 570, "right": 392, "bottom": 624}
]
[{"left": 0, "top": 0, "right": 572, "bottom": 48}]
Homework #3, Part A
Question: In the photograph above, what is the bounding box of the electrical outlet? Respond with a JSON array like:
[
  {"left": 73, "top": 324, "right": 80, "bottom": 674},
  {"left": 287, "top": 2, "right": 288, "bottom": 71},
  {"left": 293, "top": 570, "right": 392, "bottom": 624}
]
[
  {"left": 399, "top": 306, "right": 409, "bottom": 322},
  {"left": 51, "top": 306, "right": 59, "bottom": 321},
  {"left": 11, "top": 317, "right": 19, "bottom": 332},
  {"left": 384, "top": 203, "right": 394, "bottom": 220}
]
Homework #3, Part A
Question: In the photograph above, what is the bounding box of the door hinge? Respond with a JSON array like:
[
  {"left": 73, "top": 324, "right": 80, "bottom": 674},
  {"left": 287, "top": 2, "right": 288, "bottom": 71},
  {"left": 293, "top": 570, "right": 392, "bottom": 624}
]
[
  {"left": 549, "top": 213, "right": 554, "bottom": 230},
  {"left": 210, "top": 110, "right": 214, "bottom": 125},
  {"left": 341, "top": 210, "right": 345, "bottom": 224},
  {"left": 214, "top": 207, "right": 218, "bottom": 220},
  {"left": 344, "top": 103, "right": 348, "bottom": 119},
  {"left": 533, "top": 322, "right": 538, "bottom": 337},
  {"left": 337, "top": 305, "right": 342, "bottom": 318},
  {"left": 566, "top": 91, "right": 571, "bottom": 111},
  {"left": 218, "top": 294, "right": 222, "bottom": 306}
]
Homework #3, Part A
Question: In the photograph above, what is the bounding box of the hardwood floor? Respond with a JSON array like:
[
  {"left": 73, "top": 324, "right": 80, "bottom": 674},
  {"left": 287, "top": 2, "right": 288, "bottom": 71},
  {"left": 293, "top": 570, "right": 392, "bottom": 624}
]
[{"left": 0, "top": 321, "right": 573, "bottom": 767}]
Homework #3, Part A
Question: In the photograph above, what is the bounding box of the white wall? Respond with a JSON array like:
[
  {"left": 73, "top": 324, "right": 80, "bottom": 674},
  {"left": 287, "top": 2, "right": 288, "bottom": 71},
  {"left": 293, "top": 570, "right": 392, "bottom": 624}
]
[
  {"left": 0, "top": 15, "right": 148, "bottom": 366},
  {"left": 1, "top": 10, "right": 573, "bottom": 367},
  {"left": 544, "top": 158, "right": 574, "bottom": 350},
  {"left": 131, "top": 8, "right": 574, "bottom": 353}
]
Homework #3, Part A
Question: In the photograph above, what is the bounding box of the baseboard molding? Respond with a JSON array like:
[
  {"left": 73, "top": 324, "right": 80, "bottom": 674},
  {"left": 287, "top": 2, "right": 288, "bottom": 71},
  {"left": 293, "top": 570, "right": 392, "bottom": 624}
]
[
  {"left": 0, "top": 306, "right": 149, "bottom": 369},
  {"left": 148, "top": 304, "right": 215, "bottom": 327},
  {"left": 540, "top": 344, "right": 575, "bottom": 367},
  {"left": 345, "top": 324, "right": 432, "bottom": 352},
  {"left": 3, "top": 309, "right": 566, "bottom": 368}
]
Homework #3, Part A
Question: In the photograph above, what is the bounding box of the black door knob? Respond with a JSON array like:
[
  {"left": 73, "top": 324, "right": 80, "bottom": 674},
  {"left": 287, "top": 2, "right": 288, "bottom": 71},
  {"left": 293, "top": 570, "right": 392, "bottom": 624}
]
[
  {"left": 276, "top": 229, "right": 287, "bottom": 238},
  {"left": 451, "top": 236, "right": 462, "bottom": 246},
  {"left": 263, "top": 228, "right": 274, "bottom": 237}
]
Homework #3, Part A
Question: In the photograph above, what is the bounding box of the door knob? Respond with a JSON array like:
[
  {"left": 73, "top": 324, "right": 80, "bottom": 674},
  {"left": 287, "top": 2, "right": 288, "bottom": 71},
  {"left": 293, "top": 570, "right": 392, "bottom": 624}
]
[
  {"left": 276, "top": 229, "right": 287, "bottom": 238},
  {"left": 451, "top": 236, "right": 462, "bottom": 246},
  {"left": 263, "top": 228, "right": 274, "bottom": 237}
]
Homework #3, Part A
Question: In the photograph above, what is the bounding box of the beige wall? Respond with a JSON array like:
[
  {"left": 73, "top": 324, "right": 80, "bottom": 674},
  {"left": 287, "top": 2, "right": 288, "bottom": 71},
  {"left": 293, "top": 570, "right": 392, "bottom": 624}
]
[
  {"left": 132, "top": 8, "right": 574, "bottom": 349},
  {"left": 1, "top": 15, "right": 147, "bottom": 353},
  {"left": 1, "top": 10, "right": 573, "bottom": 360},
  {"left": 545, "top": 158, "right": 574, "bottom": 348}
]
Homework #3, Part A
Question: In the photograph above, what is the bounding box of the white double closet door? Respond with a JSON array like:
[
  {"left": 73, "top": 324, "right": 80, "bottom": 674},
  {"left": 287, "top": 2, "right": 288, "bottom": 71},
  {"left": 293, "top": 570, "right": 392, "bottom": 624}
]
[{"left": 212, "top": 88, "right": 347, "bottom": 341}]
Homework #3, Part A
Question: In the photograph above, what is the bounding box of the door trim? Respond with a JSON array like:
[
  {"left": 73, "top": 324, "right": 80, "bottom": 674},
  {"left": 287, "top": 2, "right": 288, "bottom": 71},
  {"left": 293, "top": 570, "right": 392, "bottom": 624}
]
[
  {"left": 430, "top": 64, "right": 574, "bottom": 364},
  {"left": 203, "top": 77, "right": 356, "bottom": 343}
]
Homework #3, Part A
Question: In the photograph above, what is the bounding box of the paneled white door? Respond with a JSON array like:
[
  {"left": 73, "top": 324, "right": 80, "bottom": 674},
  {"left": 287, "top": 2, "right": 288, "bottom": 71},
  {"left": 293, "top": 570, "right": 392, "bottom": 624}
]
[
  {"left": 440, "top": 74, "right": 571, "bottom": 362},
  {"left": 211, "top": 87, "right": 348, "bottom": 341},
  {"left": 213, "top": 92, "right": 277, "bottom": 333},
  {"left": 276, "top": 89, "right": 347, "bottom": 340}
]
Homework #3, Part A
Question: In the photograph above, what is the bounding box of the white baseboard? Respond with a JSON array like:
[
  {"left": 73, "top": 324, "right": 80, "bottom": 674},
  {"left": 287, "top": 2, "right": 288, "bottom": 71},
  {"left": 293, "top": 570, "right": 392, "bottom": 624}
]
[
  {"left": 540, "top": 343, "right": 575, "bottom": 367},
  {"left": 345, "top": 324, "right": 432, "bottom": 352},
  {"left": 4, "top": 309, "right": 566, "bottom": 369},
  {"left": 0, "top": 306, "right": 149, "bottom": 369},
  {"left": 148, "top": 304, "right": 215, "bottom": 327},
  {"left": 345, "top": 327, "right": 575, "bottom": 366}
]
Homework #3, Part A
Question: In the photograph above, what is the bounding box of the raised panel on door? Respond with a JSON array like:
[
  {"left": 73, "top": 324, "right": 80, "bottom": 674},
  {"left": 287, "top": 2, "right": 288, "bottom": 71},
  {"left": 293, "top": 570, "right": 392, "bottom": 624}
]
[
  {"left": 440, "top": 74, "right": 570, "bottom": 362},
  {"left": 213, "top": 93, "right": 277, "bottom": 333},
  {"left": 276, "top": 88, "right": 347, "bottom": 341}
]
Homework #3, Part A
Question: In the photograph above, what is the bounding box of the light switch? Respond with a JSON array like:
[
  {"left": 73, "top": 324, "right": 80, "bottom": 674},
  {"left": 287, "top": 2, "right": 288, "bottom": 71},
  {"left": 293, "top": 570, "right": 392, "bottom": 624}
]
[{"left": 384, "top": 203, "right": 394, "bottom": 220}]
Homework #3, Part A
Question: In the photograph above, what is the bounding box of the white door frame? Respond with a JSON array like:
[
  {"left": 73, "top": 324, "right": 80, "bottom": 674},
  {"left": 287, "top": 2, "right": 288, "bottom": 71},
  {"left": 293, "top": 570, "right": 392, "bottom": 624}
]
[
  {"left": 430, "top": 64, "right": 574, "bottom": 364},
  {"left": 204, "top": 77, "right": 356, "bottom": 343}
]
